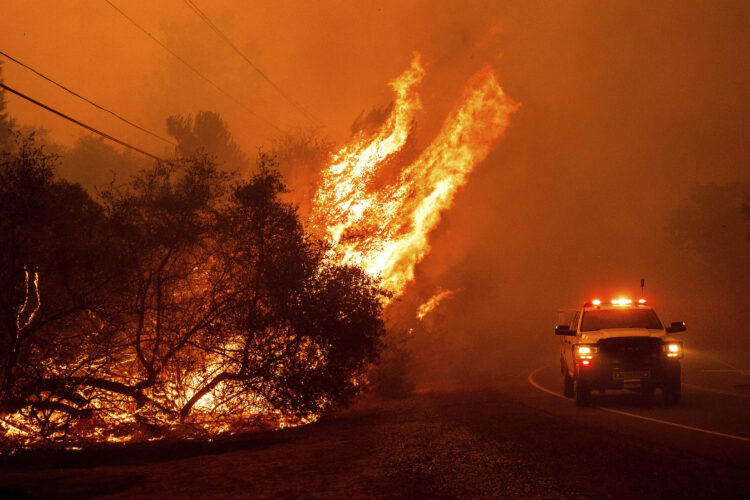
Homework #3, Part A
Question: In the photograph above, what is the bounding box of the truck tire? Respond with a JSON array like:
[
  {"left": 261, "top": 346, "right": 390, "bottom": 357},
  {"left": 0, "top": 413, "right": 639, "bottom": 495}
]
[
  {"left": 662, "top": 365, "right": 681, "bottom": 406},
  {"left": 564, "top": 374, "right": 574, "bottom": 398},
  {"left": 575, "top": 379, "right": 591, "bottom": 407},
  {"left": 663, "top": 383, "right": 681, "bottom": 405}
]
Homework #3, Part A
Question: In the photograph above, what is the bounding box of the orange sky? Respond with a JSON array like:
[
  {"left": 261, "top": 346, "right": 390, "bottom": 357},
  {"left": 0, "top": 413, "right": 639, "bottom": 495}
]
[
  {"left": 1, "top": 0, "right": 512, "bottom": 155},
  {"left": 2, "top": 1, "right": 748, "bottom": 189}
]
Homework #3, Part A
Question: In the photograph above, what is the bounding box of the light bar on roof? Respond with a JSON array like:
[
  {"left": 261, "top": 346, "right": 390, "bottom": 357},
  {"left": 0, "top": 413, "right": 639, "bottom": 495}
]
[{"left": 612, "top": 298, "right": 633, "bottom": 305}]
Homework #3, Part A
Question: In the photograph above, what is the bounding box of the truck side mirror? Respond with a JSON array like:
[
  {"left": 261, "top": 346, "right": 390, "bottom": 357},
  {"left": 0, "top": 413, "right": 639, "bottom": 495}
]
[
  {"left": 666, "top": 321, "right": 686, "bottom": 333},
  {"left": 555, "top": 324, "right": 575, "bottom": 336}
]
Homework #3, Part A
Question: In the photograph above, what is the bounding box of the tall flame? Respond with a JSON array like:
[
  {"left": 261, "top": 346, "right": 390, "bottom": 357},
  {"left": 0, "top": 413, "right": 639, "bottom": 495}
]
[{"left": 313, "top": 53, "right": 519, "bottom": 300}]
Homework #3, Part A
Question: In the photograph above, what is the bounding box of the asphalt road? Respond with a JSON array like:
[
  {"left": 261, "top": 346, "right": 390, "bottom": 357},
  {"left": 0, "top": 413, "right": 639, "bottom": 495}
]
[
  {"left": 1, "top": 354, "right": 749, "bottom": 499},
  {"left": 522, "top": 353, "right": 750, "bottom": 466}
]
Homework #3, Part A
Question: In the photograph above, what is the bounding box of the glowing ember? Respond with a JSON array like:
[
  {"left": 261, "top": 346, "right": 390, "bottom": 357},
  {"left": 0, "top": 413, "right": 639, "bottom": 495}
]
[
  {"left": 312, "top": 53, "right": 519, "bottom": 300},
  {"left": 16, "top": 267, "right": 40, "bottom": 332},
  {"left": 416, "top": 288, "right": 457, "bottom": 320}
]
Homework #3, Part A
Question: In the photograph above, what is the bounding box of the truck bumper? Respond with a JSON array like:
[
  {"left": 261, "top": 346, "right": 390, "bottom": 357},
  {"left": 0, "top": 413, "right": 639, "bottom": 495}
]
[{"left": 576, "top": 360, "right": 680, "bottom": 390}]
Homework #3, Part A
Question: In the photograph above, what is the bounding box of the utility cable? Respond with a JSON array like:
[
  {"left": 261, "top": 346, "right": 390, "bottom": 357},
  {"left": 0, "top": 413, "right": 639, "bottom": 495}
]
[
  {"left": 182, "top": 0, "right": 321, "bottom": 125},
  {"left": 0, "top": 81, "right": 166, "bottom": 162},
  {"left": 0, "top": 49, "right": 177, "bottom": 147},
  {"left": 103, "top": 0, "right": 281, "bottom": 134}
]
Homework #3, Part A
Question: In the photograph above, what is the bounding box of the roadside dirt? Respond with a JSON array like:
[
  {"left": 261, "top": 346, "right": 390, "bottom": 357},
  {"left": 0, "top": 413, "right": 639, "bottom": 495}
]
[{"left": 1, "top": 389, "right": 748, "bottom": 498}]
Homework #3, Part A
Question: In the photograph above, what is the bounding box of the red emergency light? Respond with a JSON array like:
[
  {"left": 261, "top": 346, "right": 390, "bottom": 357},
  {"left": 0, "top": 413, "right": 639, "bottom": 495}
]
[{"left": 584, "top": 297, "right": 647, "bottom": 307}]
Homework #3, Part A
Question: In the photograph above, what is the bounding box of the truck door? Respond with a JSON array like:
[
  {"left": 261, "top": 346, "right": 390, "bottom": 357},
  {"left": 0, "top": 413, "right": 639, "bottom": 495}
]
[{"left": 563, "top": 311, "right": 580, "bottom": 376}]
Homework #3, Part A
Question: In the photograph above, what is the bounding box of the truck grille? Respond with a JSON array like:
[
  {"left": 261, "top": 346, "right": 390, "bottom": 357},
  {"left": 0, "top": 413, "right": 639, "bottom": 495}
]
[{"left": 598, "top": 337, "right": 661, "bottom": 365}]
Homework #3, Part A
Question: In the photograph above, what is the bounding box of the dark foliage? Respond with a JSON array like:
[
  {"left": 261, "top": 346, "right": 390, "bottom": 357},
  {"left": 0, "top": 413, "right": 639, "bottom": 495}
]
[
  {"left": 167, "top": 111, "right": 249, "bottom": 173},
  {"left": 0, "top": 135, "right": 385, "bottom": 449},
  {"left": 0, "top": 134, "right": 120, "bottom": 437},
  {"left": 0, "top": 63, "right": 15, "bottom": 149}
]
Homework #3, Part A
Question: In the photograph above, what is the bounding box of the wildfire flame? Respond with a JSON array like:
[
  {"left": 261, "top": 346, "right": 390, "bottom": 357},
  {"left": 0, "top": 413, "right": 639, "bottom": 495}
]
[
  {"left": 1, "top": 53, "right": 520, "bottom": 451},
  {"left": 312, "top": 53, "right": 519, "bottom": 300},
  {"left": 416, "top": 288, "right": 457, "bottom": 320}
]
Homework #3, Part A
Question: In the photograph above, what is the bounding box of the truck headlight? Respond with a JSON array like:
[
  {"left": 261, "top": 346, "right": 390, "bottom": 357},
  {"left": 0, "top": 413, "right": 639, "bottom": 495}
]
[
  {"left": 574, "top": 344, "right": 598, "bottom": 360},
  {"left": 663, "top": 342, "right": 683, "bottom": 359}
]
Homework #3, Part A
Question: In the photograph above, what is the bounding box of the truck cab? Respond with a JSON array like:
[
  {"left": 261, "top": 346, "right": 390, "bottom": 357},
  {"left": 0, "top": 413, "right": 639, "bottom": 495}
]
[{"left": 556, "top": 298, "right": 686, "bottom": 406}]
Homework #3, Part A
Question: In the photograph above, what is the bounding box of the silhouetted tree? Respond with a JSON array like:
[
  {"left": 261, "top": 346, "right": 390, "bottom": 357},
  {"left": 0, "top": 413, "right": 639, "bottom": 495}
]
[
  {"left": 270, "top": 131, "right": 333, "bottom": 218},
  {"left": 179, "top": 153, "right": 385, "bottom": 422},
  {"left": 167, "top": 111, "right": 249, "bottom": 173},
  {"left": 59, "top": 135, "right": 147, "bottom": 192},
  {"left": 81, "top": 155, "right": 233, "bottom": 430},
  {"left": 0, "top": 138, "right": 385, "bottom": 447},
  {"left": 0, "top": 134, "right": 120, "bottom": 439},
  {"left": 0, "top": 63, "right": 15, "bottom": 148}
]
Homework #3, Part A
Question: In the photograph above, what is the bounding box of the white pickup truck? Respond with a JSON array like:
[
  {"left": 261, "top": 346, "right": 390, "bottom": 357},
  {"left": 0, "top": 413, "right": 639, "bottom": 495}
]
[{"left": 556, "top": 299, "right": 686, "bottom": 406}]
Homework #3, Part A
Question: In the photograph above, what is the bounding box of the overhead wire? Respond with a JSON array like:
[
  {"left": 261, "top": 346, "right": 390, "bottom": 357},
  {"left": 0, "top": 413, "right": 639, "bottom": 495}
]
[
  {"left": 103, "top": 0, "right": 282, "bottom": 134},
  {"left": 0, "top": 81, "right": 167, "bottom": 162},
  {"left": 0, "top": 49, "right": 177, "bottom": 147},
  {"left": 182, "top": 0, "right": 321, "bottom": 126}
]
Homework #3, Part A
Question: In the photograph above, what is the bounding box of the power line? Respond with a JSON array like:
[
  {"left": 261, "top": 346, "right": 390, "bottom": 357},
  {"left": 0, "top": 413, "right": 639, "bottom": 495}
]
[
  {"left": 0, "top": 81, "right": 166, "bottom": 162},
  {"left": 0, "top": 50, "right": 177, "bottom": 147},
  {"left": 182, "top": 0, "right": 321, "bottom": 126},
  {"left": 103, "top": 0, "right": 281, "bottom": 134}
]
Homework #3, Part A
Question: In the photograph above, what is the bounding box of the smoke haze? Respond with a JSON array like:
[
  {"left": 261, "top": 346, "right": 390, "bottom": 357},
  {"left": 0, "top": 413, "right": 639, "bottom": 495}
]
[{"left": 2, "top": 0, "right": 749, "bottom": 386}]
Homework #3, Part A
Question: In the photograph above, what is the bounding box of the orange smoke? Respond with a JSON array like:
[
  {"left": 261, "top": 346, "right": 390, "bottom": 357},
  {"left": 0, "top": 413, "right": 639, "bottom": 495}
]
[{"left": 312, "top": 53, "right": 519, "bottom": 300}]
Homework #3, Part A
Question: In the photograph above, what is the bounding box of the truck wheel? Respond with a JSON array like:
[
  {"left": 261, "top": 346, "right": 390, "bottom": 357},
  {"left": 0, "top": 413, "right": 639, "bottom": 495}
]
[
  {"left": 662, "top": 365, "right": 681, "bottom": 406},
  {"left": 564, "top": 374, "right": 574, "bottom": 398},
  {"left": 662, "top": 382, "right": 681, "bottom": 405},
  {"left": 575, "top": 379, "right": 591, "bottom": 407}
]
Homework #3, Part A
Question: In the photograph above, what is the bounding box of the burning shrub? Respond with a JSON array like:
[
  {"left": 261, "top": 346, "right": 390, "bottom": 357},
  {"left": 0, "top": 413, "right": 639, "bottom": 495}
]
[{"left": 0, "top": 137, "right": 385, "bottom": 451}]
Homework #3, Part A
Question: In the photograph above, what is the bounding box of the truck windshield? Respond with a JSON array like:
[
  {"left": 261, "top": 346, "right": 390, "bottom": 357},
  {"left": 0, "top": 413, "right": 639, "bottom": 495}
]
[{"left": 581, "top": 309, "right": 663, "bottom": 331}]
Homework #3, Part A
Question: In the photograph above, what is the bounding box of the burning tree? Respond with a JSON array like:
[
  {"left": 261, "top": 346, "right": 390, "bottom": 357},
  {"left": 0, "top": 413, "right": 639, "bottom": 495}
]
[
  {"left": 1, "top": 52, "right": 518, "bottom": 449},
  {"left": 178, "top": 155, "right": 385, "bottom": 423},
  {"left": 0, "top": 136, "right": 385, "bottom": 450},
  {"left": 0, "top": 134, "right": 121, "bottom": 441}
]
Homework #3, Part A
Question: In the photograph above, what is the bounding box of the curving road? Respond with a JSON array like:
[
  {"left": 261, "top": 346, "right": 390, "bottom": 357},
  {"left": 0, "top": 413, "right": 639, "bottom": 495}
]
[{"left": 521, "top": 355, "right": 750, "bottom": 470}]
